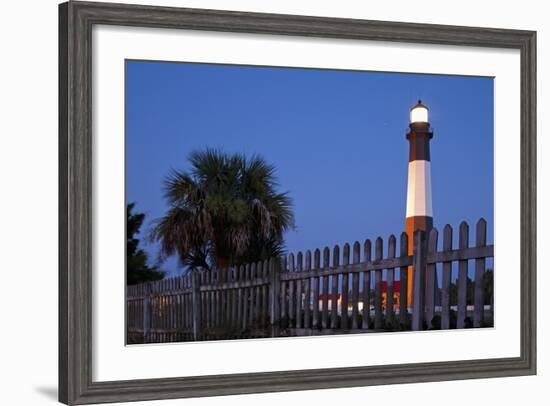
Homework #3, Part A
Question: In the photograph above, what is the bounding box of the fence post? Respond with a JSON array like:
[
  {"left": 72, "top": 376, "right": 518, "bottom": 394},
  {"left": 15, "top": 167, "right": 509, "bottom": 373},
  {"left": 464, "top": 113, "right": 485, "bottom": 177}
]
[
  {"left": 474, "top": 218, "right": 487, "bottom": 328},
  {"left": 398, "top": 233, "right": 409, "bottom": 329},
  {"left": 425, "top": 228, "right": 438, "bottom": 329},
  {"left": 457, "top": 222, "right": 469, "bottom": 329},
  {"left": 374, "top": 238, "right": 383, "bottom": 330},
  {"left": 386, "top": 235, "right": 396, "bottom": 328},
  {"left": 411, "top": 230, "right": 427, "bottom": 331},
  {"left": 269, "top": 258, "right": 282, "bottom": 337},
  {"left": 143, "top": 282, "right": 152, "bottom": 343},
  {"left": 441, "top": 225, "right": 453, "bottom": 330},
  {"left": 191, "top": 270, "right": 202, "bottom": 341}
]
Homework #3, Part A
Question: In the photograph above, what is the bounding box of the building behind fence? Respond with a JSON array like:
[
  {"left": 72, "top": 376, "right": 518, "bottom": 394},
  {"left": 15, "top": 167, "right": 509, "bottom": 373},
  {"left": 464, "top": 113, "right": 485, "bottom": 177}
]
[{"left": 127, "top": 218, "right": 494, "bottom": 344}]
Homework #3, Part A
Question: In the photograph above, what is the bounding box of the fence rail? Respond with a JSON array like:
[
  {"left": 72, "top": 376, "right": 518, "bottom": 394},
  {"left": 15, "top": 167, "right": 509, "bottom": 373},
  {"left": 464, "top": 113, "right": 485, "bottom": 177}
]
[{"left": 127, "top": 218, "right": 493, "bottom": 343}]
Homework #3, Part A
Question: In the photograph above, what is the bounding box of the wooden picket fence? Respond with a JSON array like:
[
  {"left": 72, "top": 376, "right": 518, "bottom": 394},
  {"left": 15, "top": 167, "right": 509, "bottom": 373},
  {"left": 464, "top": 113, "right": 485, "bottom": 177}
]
[{"left": 127, "top": 218, "right": 494, "bottom": 343}]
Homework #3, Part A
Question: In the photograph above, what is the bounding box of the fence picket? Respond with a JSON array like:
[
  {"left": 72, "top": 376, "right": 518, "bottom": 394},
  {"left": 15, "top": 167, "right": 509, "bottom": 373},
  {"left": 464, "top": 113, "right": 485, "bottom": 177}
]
[
  {"left": 312, "top": 249, "right": 321, "bottom": 329},
  {"left": 474, "top": 219, "right": 487, "bottom": 328},
  {"left": 214, "top": 269, "right": 223, "bottom": 327},
  {"left": 218, "top": 270, "right": 224, "bottom": 335},
  {"left": 235, "top": 268, "right": 241, "bottom": 333},
  {"left": 457, "top": 222, "right": 469, "bottom": 329},
  {"left": 205, "top": 272, "right": 211, "bottom": 331},
  {"left": 304, "top": 251, "right": 312, "bottom": 329},
  {"left": 249, "top": 263, "right": 257, "bottom": 328},
  {"left": 210, "top": 270, "right": 216, "bottom": 329},
  {"left": 262, "top": 260, "right": 269, "bottom": 330},
  {"left": 143, "top": 282, "right": 151, "bottom": 343},
  {"left": 362, "top": 240, "right": 372, "bottom": 329},
  {"left": 269, "top": 258, "right": 281, "bottom": 337},
  {"left": 399, "top": 232, "right": 409, "bottom": 328},
  {"left": 412, "top": 231, "right": 427, "bottom": 331},
  {"left": 243, "top": 265, "right": 250, "bottom": 333},
  {"left": 341, "top": 243, "right": 350, "bottom": 329},
  {"left": 441, "top": 225, "right": 453, "bottom": 329},
  {"left": 262, "top": 259, "right": 271, "bottom": 330},
  {"left": 331, "top": 245, "right": 340, "bottom": 329},
  {"left": 280, "top": 257, "right": 287, "bottom": 328},
  {"left": 236, "top": 265, "right": 243, "bottom": 334},
  {"left": 254, "top": 262, "right": 262, "bottom": 332},
  {"left": 227, "top": 268, "right": 231, "bottom": 328},
  {"left": 374, "top": 237, "right": 383, "bottom": 330},
  {"left": 227, "top": 268, "right": 233, "bottom": 331},
  {"left": 296, "top": 252, "right": 303, "bottom": 329},
  {"left": 351, "top": 241, "right": 360, "bottom": 329},
  {"left": 177, "top": 279, "right": 182, "bottom": 337},
  {"left": 386, "top": 235, "right": 396, "bottom": 328},
  {"left": 322, "top": 247, "right": 330, "bottom": 329},
  {"left": 425, "top": 228, "right": 438, "bottom": 328},
  {"left": 288, "top": 253, "right": 296, "bottom": 327},
  {"left": 191, "top": 270, "right": 202, "bottom": 340},
  {"left": 170, "top": 279, "right": 175, "bottom": 336}
]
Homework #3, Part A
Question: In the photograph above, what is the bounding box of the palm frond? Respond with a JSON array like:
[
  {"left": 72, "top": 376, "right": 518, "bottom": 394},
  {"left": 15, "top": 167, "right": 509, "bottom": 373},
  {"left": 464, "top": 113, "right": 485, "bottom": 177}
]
[
  {"left": 151, "top": 148, "right": 295, "bottom": 272},
  {"left": 163, "top": 169, "right": 199, "bottom": 206}
]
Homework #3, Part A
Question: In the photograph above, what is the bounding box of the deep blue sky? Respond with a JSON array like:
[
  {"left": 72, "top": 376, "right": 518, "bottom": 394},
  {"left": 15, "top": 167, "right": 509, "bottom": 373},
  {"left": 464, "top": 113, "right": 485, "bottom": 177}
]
[{"left": 126, "top": 60, "right": 493, "bottom": 275}]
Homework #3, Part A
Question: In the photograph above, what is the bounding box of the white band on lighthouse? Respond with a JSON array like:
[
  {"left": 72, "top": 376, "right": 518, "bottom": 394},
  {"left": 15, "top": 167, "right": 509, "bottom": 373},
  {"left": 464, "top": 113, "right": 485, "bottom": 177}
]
[{"left": 405, "top": 160, "right": 433, "bottom": 218}]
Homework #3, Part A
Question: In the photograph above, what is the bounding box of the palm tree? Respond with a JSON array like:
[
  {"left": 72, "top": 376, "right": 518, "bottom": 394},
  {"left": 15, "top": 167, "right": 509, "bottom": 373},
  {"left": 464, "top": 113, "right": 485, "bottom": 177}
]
[{"left": 151, "top": 149, "right": 294, "bottom": 272}]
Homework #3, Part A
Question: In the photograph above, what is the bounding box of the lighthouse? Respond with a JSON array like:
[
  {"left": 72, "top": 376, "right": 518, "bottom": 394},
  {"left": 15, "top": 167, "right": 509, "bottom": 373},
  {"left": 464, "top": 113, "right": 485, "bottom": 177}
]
[{"left": 405, "top": 100, "right": 434, "bottom": 307}]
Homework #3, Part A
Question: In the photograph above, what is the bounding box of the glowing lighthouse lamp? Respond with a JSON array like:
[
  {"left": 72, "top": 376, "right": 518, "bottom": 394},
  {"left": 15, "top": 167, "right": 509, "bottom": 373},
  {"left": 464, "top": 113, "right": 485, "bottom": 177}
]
[
  {"left": 405, "top": 100, "right": 434, "bottom": 307},
  {"left": 410, "top": 101, "right": 429, "bottom": 124}
]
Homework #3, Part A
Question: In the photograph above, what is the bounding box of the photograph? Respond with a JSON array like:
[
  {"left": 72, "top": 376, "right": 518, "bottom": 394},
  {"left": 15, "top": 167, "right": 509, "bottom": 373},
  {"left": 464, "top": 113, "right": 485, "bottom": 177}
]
[
  {"left": 52, "top": 2, "right": 537, "bottom": 404},
  {"left": 0, "top": 0, "right": 542, "bottom": 404},
  {"left": 125, "top": 60, "right": 495, "bottom": 344}
]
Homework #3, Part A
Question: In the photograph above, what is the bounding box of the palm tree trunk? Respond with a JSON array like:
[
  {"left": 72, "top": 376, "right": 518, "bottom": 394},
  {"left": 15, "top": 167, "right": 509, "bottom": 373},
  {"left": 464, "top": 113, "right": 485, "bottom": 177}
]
[{"left": 215, "top": 256, "right": 230, "bottom": 281}]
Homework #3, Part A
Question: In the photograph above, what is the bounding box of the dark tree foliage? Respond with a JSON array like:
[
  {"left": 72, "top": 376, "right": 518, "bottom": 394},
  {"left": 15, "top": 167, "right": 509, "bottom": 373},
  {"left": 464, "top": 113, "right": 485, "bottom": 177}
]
[
  {"left": 127, "top": 203, "right": 165, "bottom": 285},
  {"left": 483, "top": 269, "right": 494, "bottom": 306},
  {"left": 151, "top": 149, "right": 295, "bottom": 272},
  {"left": 448, "top": 268, "right": 494, "bottom": 305}
]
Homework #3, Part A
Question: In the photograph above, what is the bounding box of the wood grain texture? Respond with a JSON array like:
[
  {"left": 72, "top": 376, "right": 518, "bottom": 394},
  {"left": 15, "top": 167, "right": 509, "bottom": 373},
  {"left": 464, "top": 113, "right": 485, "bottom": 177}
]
[
  {"left": 385, "top": 235, "right": 396, "bottom": 328},
  {"left": 304, "top": 250, "right": 312, "bottom": 328},
  {"left": 411, "top": 231, "right": 427, "bottom": 331},
  {"left": 321, "top": 247, "right": 330, "bottom": 329},
  {"left": 474, "top": 219, "right": 487, "bottom": 327},
  {"left": 330, "top": 245, "right": 339, "bottom": 329},
  {"left": 341, "top": 244, "right": 350, "bottom": 329},
  {"left": 59, "top": 1, "right": 536, "bottom": 404},
  {"left": 312, "top": 249, "right": 321, "bottom": 328},
  {"left": 351, "top": 242, "right": 360, "bottom": 329},
  {"left": 362, "top": 240, "right": 371, "bottom": 329},
  {"left": 441, "top": 225, "right": 453, "bottom": 329},
  {"left": 398, "top": 233, "right": 409, "bottom": 328},
  {"left": 374, "top": 238, "right": 383, "bottom": 330},
  {"left": 425, "top": 229, "right": 438, "bottom": 328},
  {"left": 456, "top": 222, "right": 469, "bottom": 329}
]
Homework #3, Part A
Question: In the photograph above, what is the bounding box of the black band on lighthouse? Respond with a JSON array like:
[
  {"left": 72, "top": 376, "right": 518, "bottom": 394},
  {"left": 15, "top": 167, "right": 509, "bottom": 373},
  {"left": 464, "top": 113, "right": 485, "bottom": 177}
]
[
  {"left": 406, "top": 122, "right": 433, "bottom": 162},
  {"left": 407, "top": 133, "right": 432, "bottom": 162}
]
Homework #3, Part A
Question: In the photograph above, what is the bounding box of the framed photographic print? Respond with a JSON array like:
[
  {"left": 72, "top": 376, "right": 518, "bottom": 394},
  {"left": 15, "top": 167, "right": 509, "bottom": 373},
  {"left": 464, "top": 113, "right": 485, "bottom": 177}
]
[{"left": 59, "top": 1, "right": 536, "bottom": 404}]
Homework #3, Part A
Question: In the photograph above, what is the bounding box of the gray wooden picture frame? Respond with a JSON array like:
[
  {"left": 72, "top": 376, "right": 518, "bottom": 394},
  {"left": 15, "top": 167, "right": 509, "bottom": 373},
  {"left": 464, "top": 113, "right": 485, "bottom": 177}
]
[{"left": 59, "top": 1, "right": 537, "bottom": 404}]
